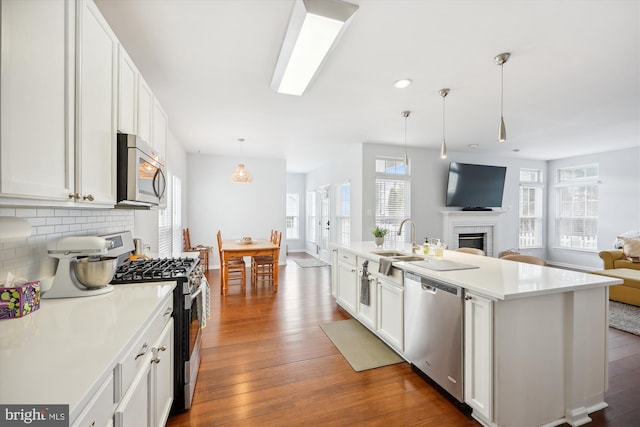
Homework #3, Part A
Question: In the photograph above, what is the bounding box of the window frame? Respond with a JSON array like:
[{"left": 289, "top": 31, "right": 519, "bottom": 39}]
[
  {"left": 374, "top": 156, "right": 411, "bottom": 247},
  {"left": 518, "top": 168, "right": 544, "bottom": 249}
]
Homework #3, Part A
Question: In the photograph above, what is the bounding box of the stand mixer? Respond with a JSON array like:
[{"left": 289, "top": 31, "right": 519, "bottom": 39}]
[{"left": 43, "top": 236, "right": 116, "bottom": 299}]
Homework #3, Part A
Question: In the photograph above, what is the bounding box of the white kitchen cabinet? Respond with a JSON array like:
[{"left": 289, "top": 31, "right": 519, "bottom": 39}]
[
  {"left": 118, "top": 45, "right": 138, "bottom": 134},
  {"left": 114, "top": 351, "right": 152, "bottom": 427},
  {"left": 152, "top": 319, "right": 174, "bottom": 427},
  {"left": 356, "top": 260, "right": 377, "bottom": 330},
  {"left": 71, "top": 374, "right": 115, "bottom": 427},
  {"left": 464, "top": 291, "right": 493, "bottom": 424},
  {"left": 0, "top": 0, "right": 75, "bottom": 201},
  {"left": 137, "top": 75, "right": 153, "bottom": 144},
  {"left": 151, "top": 98, "right": 168, "bottom": 163},
  {"left": 336, "top": 250, "right": 358, "bottom": 315},
  {"left": 376, "top": 276, "right": 403, "bottom": 352},
  {"left": 75, "top": 0, "right": 117, "bottom": 204}
]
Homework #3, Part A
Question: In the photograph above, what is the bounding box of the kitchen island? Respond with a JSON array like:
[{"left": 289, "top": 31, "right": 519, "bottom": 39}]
[
  {"left": 331, "top": 242, "right": 622, "bottom": 427},
  {"left": 0, "top": 282, "right": 175, "bottom": 427}
]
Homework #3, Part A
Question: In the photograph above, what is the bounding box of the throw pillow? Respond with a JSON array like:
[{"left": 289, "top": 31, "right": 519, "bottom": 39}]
[
  {"left": 614, "top": 230, "right": 640, "bottom": 249},
  {"left": 619, "top": 237, "right": 640, "bottom": 261}
]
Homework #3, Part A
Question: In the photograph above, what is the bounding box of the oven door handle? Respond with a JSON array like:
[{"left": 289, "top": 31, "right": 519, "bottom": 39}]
[{"left": 186, "top": 286, "right": 203, "bottom": 310}]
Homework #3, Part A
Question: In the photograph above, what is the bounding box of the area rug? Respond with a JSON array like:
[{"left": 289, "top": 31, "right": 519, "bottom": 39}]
[
  {"left": 319, "top": 319, "right": 404, "bottom": 371},
  {"left": 292, "top": 258, "right": 329, "bottom": 268},
  {"left": 609, "top": 301, "right": 640, "bottom": 336}
]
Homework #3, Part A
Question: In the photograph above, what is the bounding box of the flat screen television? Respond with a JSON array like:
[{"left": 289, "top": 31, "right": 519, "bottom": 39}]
[{"left": 445, "top": 162, "right": 507, "bottom": 210}]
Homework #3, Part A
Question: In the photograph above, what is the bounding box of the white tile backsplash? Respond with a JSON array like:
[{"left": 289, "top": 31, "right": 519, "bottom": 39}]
[{"left": 0, "top": 208, "right": 134, "bottom": 284}]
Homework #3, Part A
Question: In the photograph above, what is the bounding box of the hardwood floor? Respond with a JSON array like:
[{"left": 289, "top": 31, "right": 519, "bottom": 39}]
[{"left": 167, "top": 254, "right": 640, "bottom": 426}]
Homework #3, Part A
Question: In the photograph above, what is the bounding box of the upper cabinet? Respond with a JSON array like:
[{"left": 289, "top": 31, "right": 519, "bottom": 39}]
[
  {"left": 76, "top": 0, "right": 118, "bottom": 204},
  {"left": 118, "top": 46, "right": 138, "bottom": 135},
  {"left": 0, "top": 0, "right": 169, "bottom": 208},
  {"left": 0, "top": 0, "right": 75, "bottom": 200},
  {"left": 137, "top": 75, "right": 153, "bottom": 145}
]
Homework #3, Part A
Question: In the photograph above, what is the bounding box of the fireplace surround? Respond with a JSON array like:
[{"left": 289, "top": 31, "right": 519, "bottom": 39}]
[{"left": 442, "top": 211, "right": 504, "bottom": 257}]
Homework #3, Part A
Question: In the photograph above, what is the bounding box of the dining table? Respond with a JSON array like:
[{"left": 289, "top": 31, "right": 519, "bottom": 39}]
[{"left": 220, "top": 239, "right": 280, "bottom": 295}]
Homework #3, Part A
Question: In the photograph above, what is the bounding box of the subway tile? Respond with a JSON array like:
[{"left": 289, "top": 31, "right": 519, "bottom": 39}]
[
  {"left": 37, "top": 209, "right": 55, "bottom": 217},
  {"left": 0, "top": 208, "right": 16, "bottom": 216},
  {"left": 54, "top": 225, "right": 69, "bottom": 233},
  {"left": 37, "top": 225, "right": 55, "bottom": 235},
  {"left": 16, "top": 208, "right": 37, "bottom": 217},
  {"left": 62, "top": 217, "right": 76, "bottom": 225},
  {"left": 54, "top": 209, "right": 69, "bottom": 216},
  {"left": 27, "top": 217, "right": 47, "bottom": 227},
  {"left": 46, "top": 217, "right": 62, "bottom": 225}
]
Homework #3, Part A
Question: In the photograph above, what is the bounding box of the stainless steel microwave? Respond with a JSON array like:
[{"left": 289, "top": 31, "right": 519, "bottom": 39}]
[{"left": 116, "top": 134, "right": 166, "bottom": 207}]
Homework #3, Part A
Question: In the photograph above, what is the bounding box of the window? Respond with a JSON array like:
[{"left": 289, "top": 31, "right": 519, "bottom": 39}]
[
  {"left": 158, "top": 173, "right": 183, "bottom": 257},
  {"left": 306, "top": 191, "right": 316, "bottom": 243},
  {"left": 286, "top": 193, "right": 299, "bottom": 239},
  {"left": 375, "top": 156, "right": 410, "bottom": 247},
  {"left": 336, "top": 183, "right": 351, "bottom": 245},
  {"left": 556, "top": 164, "right": 599, "bottom": 250},
  {"left": 519, "top": 169, "right": 543, "bottom": 248}
]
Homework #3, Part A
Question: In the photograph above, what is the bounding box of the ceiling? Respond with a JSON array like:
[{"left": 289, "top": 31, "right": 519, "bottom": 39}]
[{"left": 95, "top": 0, "right": 639, "bottom": 173}]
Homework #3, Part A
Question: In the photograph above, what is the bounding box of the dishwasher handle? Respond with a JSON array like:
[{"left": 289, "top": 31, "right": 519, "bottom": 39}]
[{"left": 405, "top": 271, "right": 461, "bottom": 296}]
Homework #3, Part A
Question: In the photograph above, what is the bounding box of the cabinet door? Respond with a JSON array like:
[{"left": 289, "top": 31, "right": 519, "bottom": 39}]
[
  {"left": 114, "top": 353, "right": 152, "bottom": 427},
  {"left": 356, "top": 270, "right": 376, "bottom": 330},
  {"left": 0, "top": 0, "right": 74, "bottom": 200},
  {"left": 152, "top": 319, "right": 173, "bottom": 427},
  {"left": 76, "top": 0, "right": 117, "bottom": 204},
  {"left": 137, "top": 76, "right": 153, "bottom": 144},
  {"left": 464, "top": 292, "right": 493, "bottom": 423},
  {"left": 151, "top": 99, "right": 167, "bottom": 163},
  {"left": 118, "top": 45, "right": 138, "bottom": 134},
  {"left": 336, "top": 262, "right": 357, "bottom": 315},
  {"left": 377, "top": 279, "right": 403, "bottom": 351}
]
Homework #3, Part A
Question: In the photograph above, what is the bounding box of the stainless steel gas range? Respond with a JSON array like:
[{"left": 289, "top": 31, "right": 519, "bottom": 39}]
[{"left": 103, "top": 231, "right": 205, "bottom": 415}]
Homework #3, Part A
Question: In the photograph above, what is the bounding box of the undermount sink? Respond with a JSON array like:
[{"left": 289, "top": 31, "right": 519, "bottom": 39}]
[
  {"left": 392, "top": 255, "right": 425, "bottom": 262},
  {"left": 370, "top": 250, "right": 408, "bottom": 257}
]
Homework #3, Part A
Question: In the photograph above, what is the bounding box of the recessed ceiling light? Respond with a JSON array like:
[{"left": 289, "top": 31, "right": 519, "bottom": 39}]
[
  {"left": 513, "top": 148, "right": 520, "bottom": 152},
  {"left": 393, "top": 79, "right": 412, "bottom": 89},
  {"left": 468, "top": 144, "right": 479, "bottom": 149}
]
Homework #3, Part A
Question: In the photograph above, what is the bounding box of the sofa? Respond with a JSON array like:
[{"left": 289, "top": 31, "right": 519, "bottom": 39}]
[{"left": 598, "top": 249, "right": 640, "bottom": 306}]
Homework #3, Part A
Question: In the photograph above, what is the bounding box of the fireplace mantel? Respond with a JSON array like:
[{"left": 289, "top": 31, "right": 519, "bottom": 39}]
[{"left": 441, "top": 210, "right": 505, "bottom": 257}]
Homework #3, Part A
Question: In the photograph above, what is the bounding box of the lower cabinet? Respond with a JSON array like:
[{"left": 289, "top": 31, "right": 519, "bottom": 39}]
[
  {"left": 464, "top": 292, "right": 493, "bottom": 424},
  {"left": 114, "top": 318, "right": 174, "bottom": 427},
  {"left": 71, "top": 374, "right": 115, "bottom": 427},
  {"left": 336, "top": 251, "right": 358, "bottom": 315},
  {"left": 376, "top": 277, "right": 404, "bottom": 352},
  {"left": 356, "top": 267, "right": 376, "bottom": 330}
]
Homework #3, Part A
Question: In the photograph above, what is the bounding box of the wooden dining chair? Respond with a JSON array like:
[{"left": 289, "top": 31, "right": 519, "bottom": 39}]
[
  {"left": 183, "top": 228, "right": 209, "bottom": 270},
  {"left": 216, "top": 230, "right": 246, "bottom": 293},
  {"left": 251, "top": 230, "right": 281, "bottom": 287},
  {"left": 501, "top": 254, "right": 547, "bottom": 266},
  {"left": 455, "top": 247, "right": 486, "bottom": 256}
]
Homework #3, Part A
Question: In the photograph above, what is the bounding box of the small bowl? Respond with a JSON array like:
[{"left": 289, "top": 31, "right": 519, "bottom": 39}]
[
  {"left": 241, "top": 237, "right": 252, "bottom": 243},
  {"left": 73, "top": 257, "right": 117, "bottom": 288}
]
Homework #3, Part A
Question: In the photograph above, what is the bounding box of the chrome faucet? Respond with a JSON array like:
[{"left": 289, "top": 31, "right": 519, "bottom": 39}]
[{"left": 398, "top": 218, "right": 419, "bottom": 253}]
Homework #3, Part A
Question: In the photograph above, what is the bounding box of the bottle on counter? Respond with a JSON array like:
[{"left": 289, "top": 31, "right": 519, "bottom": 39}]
[{"left": 424, "top": 238, "right": 431, "bottom": 255}]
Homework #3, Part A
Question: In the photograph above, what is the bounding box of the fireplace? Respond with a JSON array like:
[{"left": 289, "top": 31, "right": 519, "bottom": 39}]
[
  {"left": 459, "top": 233, "right": 485, "bottom": 251},
  {"left": 442, "top": 211, "right": 504, "bottom": 257}
]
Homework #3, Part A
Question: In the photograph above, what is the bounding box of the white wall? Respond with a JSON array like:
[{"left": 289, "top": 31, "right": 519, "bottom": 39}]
[
  {"left": 187, "top": 154, "right": 287, "bottom": 268},
  {"left": 546, "top": 146, "right": 640, "bottom": 270}
]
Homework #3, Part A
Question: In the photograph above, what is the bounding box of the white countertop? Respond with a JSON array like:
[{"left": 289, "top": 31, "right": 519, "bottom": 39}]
[
  {"left": 333, "top": 242, "right": 622, "bottom": 300},
  {"left": 0, "top": 282, "right": 175, "bottom": 422}
]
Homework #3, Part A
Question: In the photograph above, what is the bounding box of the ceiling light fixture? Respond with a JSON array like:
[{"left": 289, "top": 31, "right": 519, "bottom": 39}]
[
  {"left": 393, "top": 79, "right": 412, "bottom": 89},
  {"left": 231, "top": 139, "right": 253, "bottom": 184},
  {"left": 402, "top": 111, "right": 411, "bottom": 166},
  {"left": 439, "top": 88, "right": 450, "bottom": 159},
  {"left": 271, "top": 0, "right": 358, "bottom": 96},
  {"left": 495, "top": 52, "right": 510, "bottom": 142}
]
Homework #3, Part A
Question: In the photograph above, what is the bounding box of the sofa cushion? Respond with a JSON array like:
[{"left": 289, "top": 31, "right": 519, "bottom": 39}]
[
  {"left": 615, "top": 231, "right": 640, "bottom": 249},
  {"left": 620, "top": 237, "right": 640, "bottom": 261}
]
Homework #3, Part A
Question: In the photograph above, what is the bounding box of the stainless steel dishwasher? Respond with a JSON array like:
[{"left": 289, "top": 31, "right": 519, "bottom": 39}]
[{"left": 404, "top": 271, "right": 464, "bottom": 402}]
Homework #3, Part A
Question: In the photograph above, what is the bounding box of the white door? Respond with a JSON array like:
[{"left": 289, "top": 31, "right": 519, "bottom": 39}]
[{"left": 318, "top": 185, "right": 331, "bottom": 262}]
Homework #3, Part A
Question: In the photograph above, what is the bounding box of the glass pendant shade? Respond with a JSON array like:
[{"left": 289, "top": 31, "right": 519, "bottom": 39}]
[
  {"left": 230, "top": 164, "right": 253, "bottom": 183},
  {"left": 402, "top": 111, "right": 410, "bottom": 166},
  {"left": 440, "top": 140, "right": 447, "bottom": 159}
]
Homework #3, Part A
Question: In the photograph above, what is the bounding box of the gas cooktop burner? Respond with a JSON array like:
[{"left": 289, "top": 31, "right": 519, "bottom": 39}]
[{"left": 112, "top": 257, "right": 198, "bottom": 283}]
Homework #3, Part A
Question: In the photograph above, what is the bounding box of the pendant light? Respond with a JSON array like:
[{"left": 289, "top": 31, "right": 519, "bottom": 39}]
[
  {"left": 439, "top": 88, "right": 450, "bottom": 159},
  {"left": 230, "top": 138, "right": 253, "bottom": 183},
  {"left": 495, "top": 52, "right": 510, "bottom": 142},
  {"left": 402, "top": 111, "right": 410, "bottom": 166}
]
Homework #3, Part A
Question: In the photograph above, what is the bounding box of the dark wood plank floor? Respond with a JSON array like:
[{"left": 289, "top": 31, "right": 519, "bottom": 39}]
[{"left": 167, "top": 254, "right": 640, "bottom": 426}]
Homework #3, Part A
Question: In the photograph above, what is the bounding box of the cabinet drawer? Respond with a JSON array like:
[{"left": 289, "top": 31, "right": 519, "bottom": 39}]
[
  {"left": 115, "top": 300, "right": 173, "bottom": 400},
  {"left": 338, "top": 251, "right": 357, "bottom": 266},
  {"left": 71, "top": 374, "right": 114, "bottom": 427}
]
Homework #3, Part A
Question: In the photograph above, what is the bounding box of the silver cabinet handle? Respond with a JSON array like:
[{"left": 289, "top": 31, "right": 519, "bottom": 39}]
[
  {"left": 69, "top": 193, "right": 79, "bottom": 200},
  {"left": 163, "top": 307, "right": 173, "bottom": 316},
  {"left": 134, "top": 343, "right": 148, "bottom": 360},
  {"left": 158, "top": 345, "right": 167, "bottom": 352},
  {"left": 82, "top": 194, "right": 94, "bottom": 201},
  {"left": 465, "top": 295, "right": 472, "bottom": 301}
]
